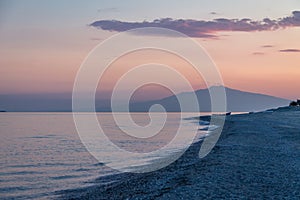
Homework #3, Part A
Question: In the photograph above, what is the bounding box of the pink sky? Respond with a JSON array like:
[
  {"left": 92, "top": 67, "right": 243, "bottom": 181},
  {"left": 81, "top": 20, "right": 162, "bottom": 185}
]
[{"left": 1, "top": 27, "right": 299, "bottom": 100}]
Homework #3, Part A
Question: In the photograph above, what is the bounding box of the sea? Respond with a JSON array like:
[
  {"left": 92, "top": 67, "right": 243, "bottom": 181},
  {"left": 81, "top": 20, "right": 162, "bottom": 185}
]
[{"left": 0, "top": 112, "right": 219, "bottom": 199}]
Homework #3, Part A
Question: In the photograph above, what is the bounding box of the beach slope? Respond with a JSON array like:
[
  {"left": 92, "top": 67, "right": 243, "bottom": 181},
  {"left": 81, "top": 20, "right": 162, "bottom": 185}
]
[{"left": 62, "top": 107, "right": 300, "bottom": 199}]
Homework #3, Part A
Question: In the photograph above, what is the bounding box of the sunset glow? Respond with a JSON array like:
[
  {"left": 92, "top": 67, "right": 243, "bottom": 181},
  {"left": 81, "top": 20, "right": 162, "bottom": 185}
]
[{"left": 0, "top": 0, "right": 299, "bottom": 100}]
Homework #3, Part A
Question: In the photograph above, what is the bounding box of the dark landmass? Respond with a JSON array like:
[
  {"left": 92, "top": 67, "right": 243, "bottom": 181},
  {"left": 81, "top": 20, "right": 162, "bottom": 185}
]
[
  {"left": 126, "top": 87, "right": 290, "bottom": 112},
  {"left": 60, "top": 106, "right": 300, "bottom": 199},
  {"left": 290, "top": 99, "right": 300, "bottom": 107}
]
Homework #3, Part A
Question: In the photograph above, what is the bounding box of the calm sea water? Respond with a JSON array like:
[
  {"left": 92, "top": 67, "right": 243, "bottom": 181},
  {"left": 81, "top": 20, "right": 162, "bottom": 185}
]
[{"left": 0, "top": 113, "right": 207, "bottom": 199}]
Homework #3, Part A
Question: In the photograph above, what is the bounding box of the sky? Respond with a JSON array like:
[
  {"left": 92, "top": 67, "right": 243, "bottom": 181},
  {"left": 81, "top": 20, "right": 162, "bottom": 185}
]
[{"left": 0, "top": 0, "right": 300, "bottom": 102}]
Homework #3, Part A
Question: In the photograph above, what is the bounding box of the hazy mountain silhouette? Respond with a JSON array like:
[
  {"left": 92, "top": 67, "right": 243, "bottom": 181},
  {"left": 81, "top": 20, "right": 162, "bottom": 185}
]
[{"left": 122, "top": 86, "right": 290, "bottom": 112}]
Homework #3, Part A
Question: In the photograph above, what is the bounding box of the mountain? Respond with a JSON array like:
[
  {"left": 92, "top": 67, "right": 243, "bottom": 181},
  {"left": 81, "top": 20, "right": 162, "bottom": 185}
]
[{"left": 118, "top": 87, "right": 290, "bottom": 112}]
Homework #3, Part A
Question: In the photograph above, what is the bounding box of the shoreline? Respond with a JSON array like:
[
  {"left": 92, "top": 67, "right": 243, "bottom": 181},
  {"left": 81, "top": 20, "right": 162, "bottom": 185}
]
[{"left": 60, "top": 106, "right": 300, "bottom": 199}]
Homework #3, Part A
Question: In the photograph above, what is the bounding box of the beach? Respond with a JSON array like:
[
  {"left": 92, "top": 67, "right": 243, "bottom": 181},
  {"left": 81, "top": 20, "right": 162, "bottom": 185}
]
[{"left": 61, "top": 106, "right": 300, "bottom": 199}]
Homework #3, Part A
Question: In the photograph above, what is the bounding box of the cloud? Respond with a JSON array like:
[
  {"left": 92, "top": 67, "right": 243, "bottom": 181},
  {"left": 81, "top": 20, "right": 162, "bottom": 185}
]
[
  {"left": 90, "top": 11, "right": 300, "bottom": 38},
  {"left": 210, "top": 12, "right": 218, "bottom": 15},
  {"left": 279, "top": 49, "right": 300, "bottom": 53},
  {"left": 261, "top": 45, "right": 274, "bottom": 48},
  {"left": 90, "top": 37, "right": 103, "bottom": 41},
  {"left": 97, "top": 7, "right": 118, "bottom": 13},
  {"left": 252, "top": 52, "right": 265, "bottom": 56}
]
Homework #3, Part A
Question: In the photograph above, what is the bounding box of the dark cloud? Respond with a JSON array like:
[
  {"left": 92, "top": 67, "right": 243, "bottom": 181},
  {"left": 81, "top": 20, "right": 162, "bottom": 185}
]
[
  {"left": 210, "top": 12, "right": 218, "bottom": 15},
  {"left": 90, "top": 11, "right": 300, "bottom": 38},
  {"left": 279, "top": 49, "right": 300, "bottom": 53}
]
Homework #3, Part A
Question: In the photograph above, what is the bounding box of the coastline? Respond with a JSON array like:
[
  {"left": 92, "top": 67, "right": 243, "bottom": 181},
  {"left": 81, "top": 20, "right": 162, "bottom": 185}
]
[{"left": 60, "top": 106, "right": 300, "bottom": 199}]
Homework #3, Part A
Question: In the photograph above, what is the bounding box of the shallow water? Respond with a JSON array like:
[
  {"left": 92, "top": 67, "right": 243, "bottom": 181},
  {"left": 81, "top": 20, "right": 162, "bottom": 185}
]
[{"left": 0, "top": 113, "right": 207, "bottom": 199}]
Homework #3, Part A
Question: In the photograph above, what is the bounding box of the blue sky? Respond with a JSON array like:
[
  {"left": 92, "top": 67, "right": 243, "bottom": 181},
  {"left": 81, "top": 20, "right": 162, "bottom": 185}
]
[{"left": 1, "top": 0, "right": 300, "bottom": 30}]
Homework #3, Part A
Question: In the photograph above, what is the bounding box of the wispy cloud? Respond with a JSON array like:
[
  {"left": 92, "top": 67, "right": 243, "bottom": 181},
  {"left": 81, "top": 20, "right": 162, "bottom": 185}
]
[
  {"left": 261, "top": 45, "right": 274, "bottom": 48},
  {"left": 90, "top": 37, "right": 103, "bottom": 41},
  {"left": 252, "top": 52, "right": 265, "bottom": 56},
  {"left": 279, "top": 49, "right": 300, "bottom": 53},
  {"left": 90, "top": 11, "right": 300, "bottom": 38},
  {"left": 97, "top": 7, "right": 118, "bottom": 13}
]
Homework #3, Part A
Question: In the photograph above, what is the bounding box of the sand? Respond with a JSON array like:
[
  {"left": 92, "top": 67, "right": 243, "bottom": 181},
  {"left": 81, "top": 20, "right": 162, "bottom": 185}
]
[{"left": 61, "top": 106, "right": 300, "bottom": 199}]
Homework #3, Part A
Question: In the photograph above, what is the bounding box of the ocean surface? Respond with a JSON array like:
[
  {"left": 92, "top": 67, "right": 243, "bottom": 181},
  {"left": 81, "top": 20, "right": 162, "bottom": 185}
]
[{"left": 0, "top": 112, "right": 214, "bottom": 199}]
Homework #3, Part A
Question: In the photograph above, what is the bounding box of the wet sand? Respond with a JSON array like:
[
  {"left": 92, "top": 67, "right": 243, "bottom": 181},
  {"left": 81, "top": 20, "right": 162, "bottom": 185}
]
[{"left": 61, "top": 106, "right": 300, "bottom": 199}]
